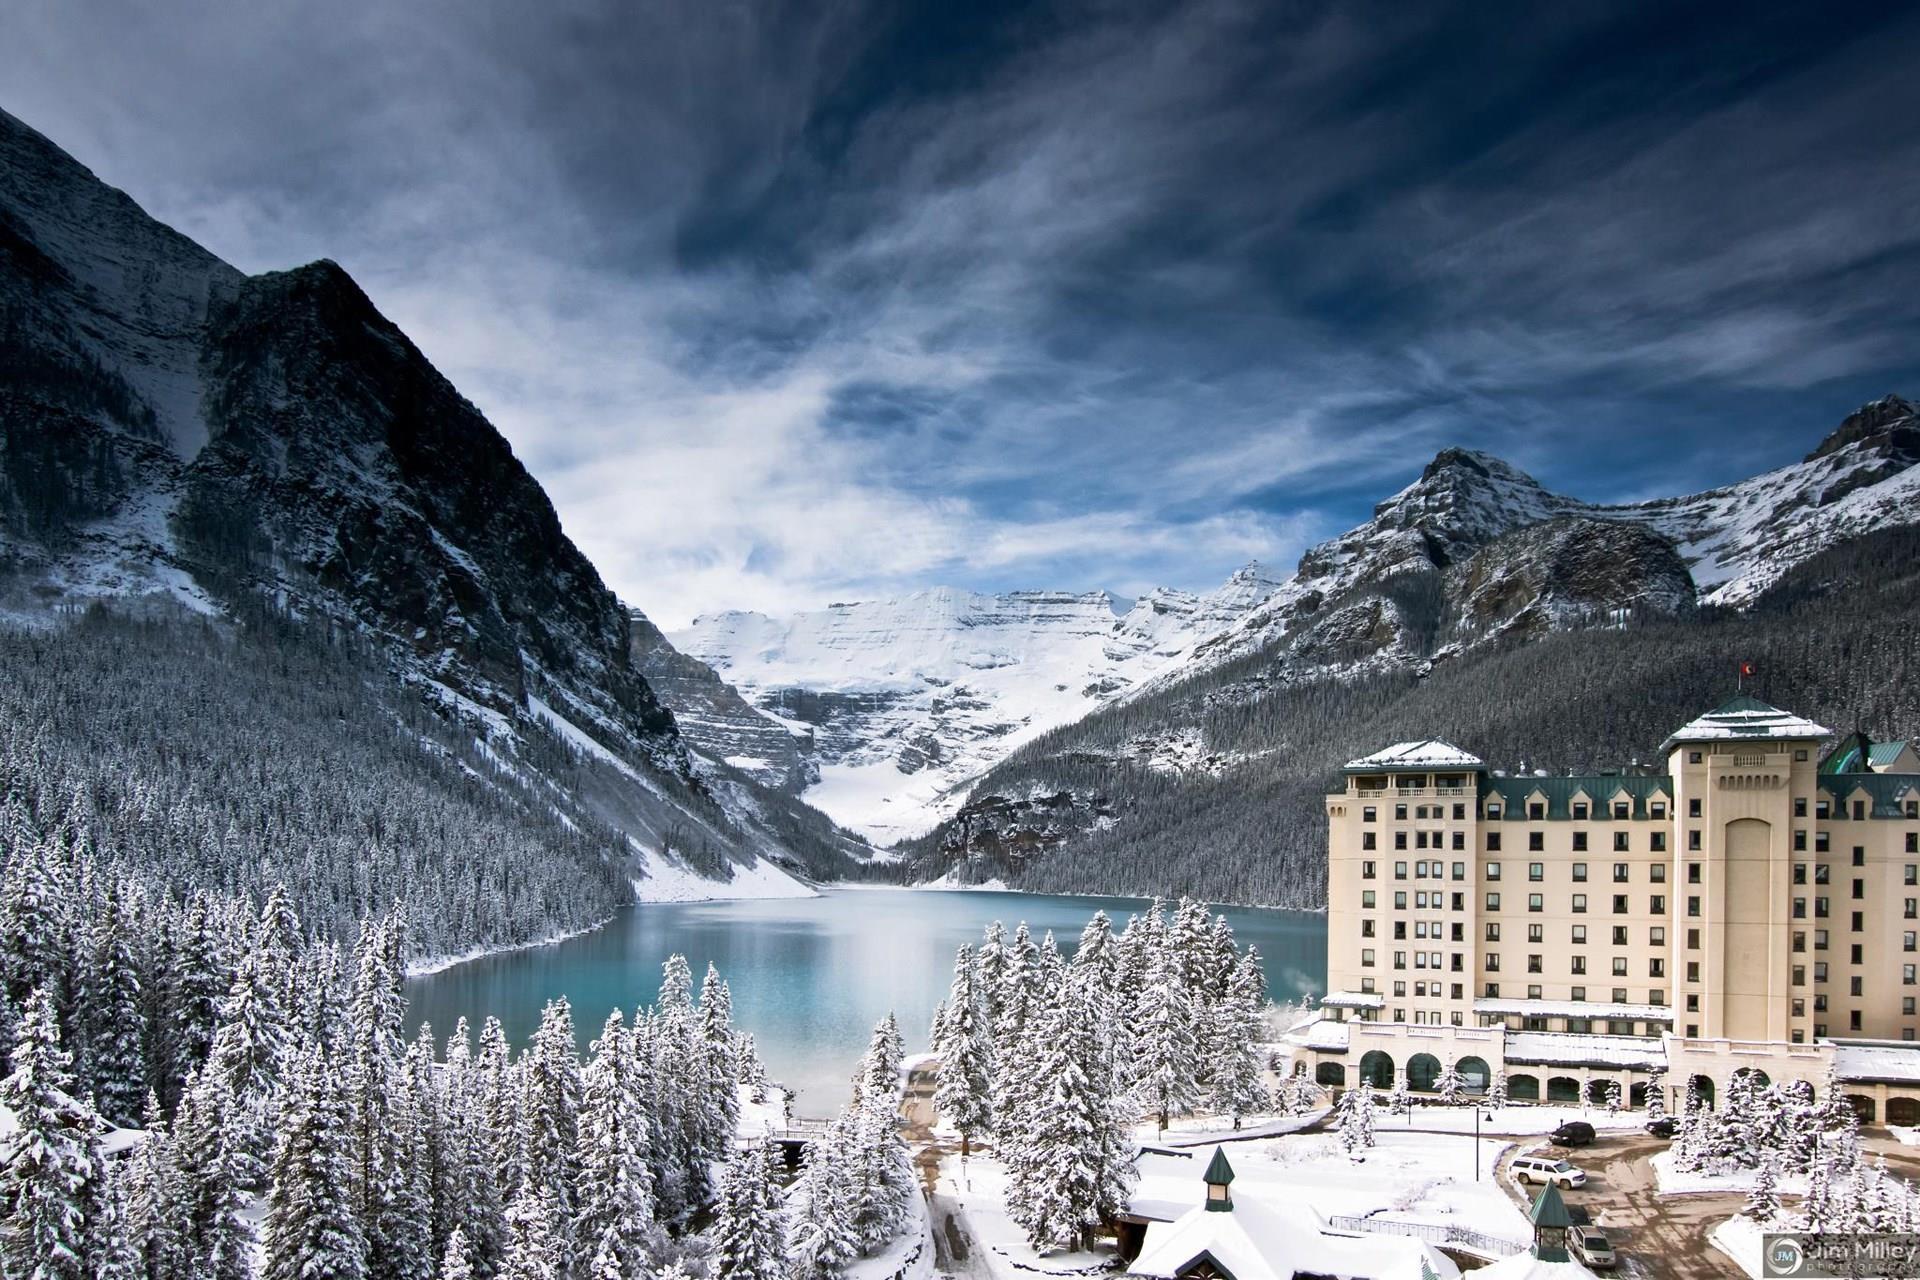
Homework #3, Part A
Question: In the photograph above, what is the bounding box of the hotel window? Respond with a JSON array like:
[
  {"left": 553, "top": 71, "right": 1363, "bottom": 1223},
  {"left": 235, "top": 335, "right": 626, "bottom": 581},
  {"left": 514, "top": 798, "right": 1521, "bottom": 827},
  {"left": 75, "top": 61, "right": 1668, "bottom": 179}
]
[
  {"left": 1528, "top": 923, "right": 1544, "bottom": 943},
  {"left": 1688, "top": 961, "right": 1702, "bottom": 982},
  {"left": 1529, "top": 803, "right": 1544, "bottom": 820},
  {"left": 1688, "top": 830, "right": 1702, "bottom": 851},
  {"left": 1612, "top": 926, "right": 1629, "bottom": 945},
  {"left": 1529, "top": 833, "right": 1544, "bottom": 852},
  {"left": 1688, "top": 929, "right": 1701, "bottom": 949},
  {"left": 1817, "top": 929, "right": 1829, "bottom": 949},
  {"left": 1614, "top": 863, "right": 1630, "bottom": 882},
  {"left": 1652, "top": 832, "right": 1667, "bottom": 852},
  {"left": 1794, "top": 931, "right": 1806, "bottom": 952},
  {"left": 1363, "top": 861, "right": 1376, "bottom": 879},
  {"left": 1795, "top": 798, "right": 1808, "bottom": 818},
  {"left": 1571, "top": 986, "right": 1587, "bottom": 1002},
  {"left": 1817, "top": 800, "right": 1830, "bottom": 819},
  {"left": 1909, "top": 898, "right": 1919, "bottom": 920},
  {"left": 1362, "top": 832, "right": 1377, "bottom": 850},
  {"left": 1361, "top": 949, "right": 1375, "bottom": 967},
  {"left": 1487, "top": 862, "right": 1502, "bottom": 880},
  {"left": 1649, "top": 958, "right": 1665, "bottom": 978},
  {"left": 1485, "top": 954, "right": 1500, "bottom": 971},
  {"left": 1793, "top": 966, "right": 1806, "bottom": 985},
  {"left": 1487, "top": 806, "right": 1503, "bottom": 820},
  {"left": 1573, "top": 803, "right": 1589, "bottom": 820},
  {"left": 1394, "top": 892, "right": 1407, "bottom": 908},
  {"left": 1612, "top": 957, "right": 1628, "bottom": 976},
  {"left": 1528, "top": 955, "right": 1543, "bottom": 974},
  {"left": 1651, "top": 803, "right": 1667, "bottom": 819},
  {"left": 1573, "top": 925, "right": 1588, "bottom": 944},
  {"left": 1394, "top": 922, "right": 1407, "bottom": 940},
  {"left": 1454, "top": 803, "right": 1467, "bottom": 821},
  {"left": 1570, "top": 956, "right": 1586, "bottom": 975},
  {"left": 1855, "top": 802, "right": 1867, "bottom": 821},
  {"left": 1362, "top": 891, "right": 1376, "bottom": 908},
  {"left": 1689, "top": 753, "right": 1703, "bottom": 765},
  {"left": 1395, "top": 832, "right": 1408, "bottom": 850},
  {"left": 1908, "top": 999, "right": 1918, "bottom": 1017},
  {"left": 1814, "top": 896, "right": 1828, "bottom": 918},
  {"left": 1689, "top": 796, "right": 1702, "bottom": 816},
  {"left": 1794, "top": 831, "right": 1807, "bottom": 852},
  {"left": 1906, "top": 932, "right": 1916, "bottom": 952},
  {"left": 1614, "top": 833, "right": 1629, "bottom": 852},
  {"left": 1397, "top": 982, "right": 1410, "bottom": 998},
  {"left": 1395, "top": 804, "right": 1408, "bottom": 820},
  {"left": 1452, "top": 832, "right": 1466, "bottom": 851},
  {"left": 1651, "top": 862, "right": 1666, "bottom": 882},
  {"left": 1853, "top": 911, "right": 1864, "bottom": 933},
  {"left": 1687, "top": 995, "right": 1700, "bottom": 1013},
  {"left": 1688, "top": 863, "right": 1701, "bottom": 884},
  {"left": 1796, "top": 749, "right": 1809, "bottom": 761},
  {"left": 1613, "top": 988, "right": 1629, "bottom": 1004},
  {"left": 1487, "top": 832, "right": 1503, "bottom": 852},
  {"left": 1528, "top": 985, "right": 1543, "bottom": 1000},
  {"left": 1453, "top": 862, "right": 1466, "bottom": 880},
  {"left": 1908, "top": 865, "right": 1918, "bottom": 885},
  {"left": 1395, "top": 861, "right": 1408, "bottom": 879},
  {"left": 1486, "top": 892, "right": 1501, "bottom": 910},
  {"left": 1361, "top": 920, "right": 1376, "bottom": 937},
  {"left": 1793, "top": 999, "right": 1806, "bottom": 1018},
  {"left": 1854, "top": 879, "right": 1866, "bottom": 900},
  {"left": 1529, "top": 863, "right": 1544, "bottom": 881},
  {"left": 1853, "top": 847, "right": 1866, "bottom": 868},
  {"left": 1572, "top": 862, "right": 1588, "bottom": 881},
  {"left": 1573, "top": 832, "right": 1588, "bottom": 852},
  {"left": 1528, "top": 894, "right": 1543, "bottom": 913},
  {"left": 1817, "top": 833, "right": 1831, "bottom": 853},
  {"left": 1853, "top": 943, "right": 1864, "bottom": 964},
  {"left": 1612, "top": 895, "right": 1629, "bottom": 914},
  {"left": 1416, "top": 832, "right": 1428, "bottom": 850},
  {"left": 1363, "top": 806, "right": 1377, "bottom": 822},
  {"left": 1853, "top": 976, "right": 1865, "bottom": 997},
  {"left": 1650, "top": 895, "right": 1665, "bottom": 914},
  {"left": 1614, "top": 802, "right": 1630, "bottom": 820},
  {"left": 1815, "top": 864, "right": 1830, "bottom": 884},
  {"left": 1485, "top": 923, "right": 1501, "bottom": 941},
  {"left": 1795, "top": 864, "right": 1808, "bottom": 885},
  {"left": 1814, "top": 962, "right": 1829, "bottom": 982},
  {"left": 1394, "top": 951, "right": 1407, "bottom": 970},
  {"left": 1910, "top": 803, "right": 1920, "bottom": 821},
  {"left": 1485, "top": 983, "right": 1499, "bottom": 998}
]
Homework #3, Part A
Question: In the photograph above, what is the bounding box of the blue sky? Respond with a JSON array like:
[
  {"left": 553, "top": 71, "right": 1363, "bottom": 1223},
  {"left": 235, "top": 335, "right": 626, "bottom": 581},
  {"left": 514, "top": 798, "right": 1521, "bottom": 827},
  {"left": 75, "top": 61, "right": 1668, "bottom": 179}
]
[{"left": 6, "top": 0, "right": 1919, "bottom": 625}]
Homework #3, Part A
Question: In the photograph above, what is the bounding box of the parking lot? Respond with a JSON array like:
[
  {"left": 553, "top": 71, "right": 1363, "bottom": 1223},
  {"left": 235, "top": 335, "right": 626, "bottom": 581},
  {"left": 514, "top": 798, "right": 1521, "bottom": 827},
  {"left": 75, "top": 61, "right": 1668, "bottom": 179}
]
[{"left": 1493, "top": 1133, "right": 1748, "bottom": 1278}]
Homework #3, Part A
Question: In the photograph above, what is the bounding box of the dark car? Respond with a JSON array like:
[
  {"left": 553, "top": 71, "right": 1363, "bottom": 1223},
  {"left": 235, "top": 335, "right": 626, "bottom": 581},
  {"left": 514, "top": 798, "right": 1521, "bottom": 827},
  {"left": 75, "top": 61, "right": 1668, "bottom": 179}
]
[
  {"left": 1551, "top": 1120, "right": 1597, "bottom": 1147},
  {"left": 1645, "top": 1116, "right": 1678, "bottom": 1139}
]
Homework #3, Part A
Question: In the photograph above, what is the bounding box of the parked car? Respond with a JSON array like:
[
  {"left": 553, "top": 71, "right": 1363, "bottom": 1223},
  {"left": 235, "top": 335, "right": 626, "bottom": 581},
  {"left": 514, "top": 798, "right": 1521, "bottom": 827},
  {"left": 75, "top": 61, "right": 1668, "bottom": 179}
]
[
  {"left": 1511, "top": 1155, "right": 1588, "bottom": 1189},
  {"left": 1569, "top": 1225, "right": 1617, "bottom": 1269},
  {"left": 1645, "top": 1116, "right": 1678, "bottom": 1139},
  {"left": 1551, "top": 1120, "right": 1597, "bottom": 1147}
]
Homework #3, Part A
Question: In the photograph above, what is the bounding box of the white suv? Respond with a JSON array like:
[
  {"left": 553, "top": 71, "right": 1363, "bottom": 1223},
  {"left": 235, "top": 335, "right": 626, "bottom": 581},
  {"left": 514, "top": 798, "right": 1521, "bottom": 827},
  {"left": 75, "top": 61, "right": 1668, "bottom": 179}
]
[{"left": 1510, "top": 1155, "right": 1587, "bottom": 1188}]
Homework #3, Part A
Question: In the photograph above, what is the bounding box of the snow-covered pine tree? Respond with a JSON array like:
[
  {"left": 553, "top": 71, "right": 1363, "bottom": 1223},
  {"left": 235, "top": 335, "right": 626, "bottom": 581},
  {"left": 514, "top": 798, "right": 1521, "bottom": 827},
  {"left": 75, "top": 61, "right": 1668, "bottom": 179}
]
[
  {"left": 1644, "top": 1068, "right": 1665, "bottom": 1122},
  {"left": 574, "top": 1010, "right": 655, "bottom": 1280},
  {"left": 1435, "top": 1063, "right": 1465, "bottom": 1107},
  {"left": 82, "top": 885, "right": 147, "bottom": 1128},
  {"left": 790, "top": 1133, "right": 860, "bottom": 1279},
  {"left": 501, "top": 1182, "right": 565, "bottom": 1280},
  {"left": 0, "top": 989, "right": 105, "bottom": 1280},
  {"left": 855, "top": 1013, "right": 905, "bottom": 1109},
  {"left": 1486, "top": 1069, "right": 1508, "bottom": 1111},
  {"left": 122, "top": 1090, "right": 184, "bottom": 1279},
  {"left": 1605, "top": 1079, "right": 1623, "bottom": 1116},
  {"left": 172, "top": 1064, "right": 253, "bottom": 1280},
  {"left": 1335, "top": 1085, "right": 1375, "bottom": 1155},
  {"left": 849, "top": 1095, "right": 915, "bottom": 1251},
  {"left": 737, "top": 1031, "right": 768, "bottom": 1104},
  {"left": 1746, "top": 1148, "right": 1782, "bottom": 1225},
  {"left": 1133, "top": 940, "right": 1197, "bottom": 1131},
  {"left": 711, "top": 1143, "right": 786, "bottom": 1280},
  {"left": 698, "top": 966, "right": 741, "bottom": 1145},
  {"left": 1388, "top": 1071, "right": 1411, "bottom": 1117},
  {"left": 519, "top": 997, "right": 584, "bottom": 1250},
  {"left": 932, "top": 945, "right": 993, "bottom": 1157},
  {"left": 1204, "top": 949, "right": 1269, "bottom": 1127},
  {"left": 262, "top": 1044, "right": 367, "bottom": 1280},
  {"left": 439, "top": 1227, "right": 475, "bottom": 1280},
  {"left": 974, "top": 922, "right": 1008, "bottom": 1033}
]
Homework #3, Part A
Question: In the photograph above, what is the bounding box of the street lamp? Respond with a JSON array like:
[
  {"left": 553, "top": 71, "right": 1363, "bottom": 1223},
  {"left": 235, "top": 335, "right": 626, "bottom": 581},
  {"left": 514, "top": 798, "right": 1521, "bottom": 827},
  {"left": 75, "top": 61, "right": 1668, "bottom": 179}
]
[{"left": 1474, "top": 1106, "right": 1493, "bottom": 1181}]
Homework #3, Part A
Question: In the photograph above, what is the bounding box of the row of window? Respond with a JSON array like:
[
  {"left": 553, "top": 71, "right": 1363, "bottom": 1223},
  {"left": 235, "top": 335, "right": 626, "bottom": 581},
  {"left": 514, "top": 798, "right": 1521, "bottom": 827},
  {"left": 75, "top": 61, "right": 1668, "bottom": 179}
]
[
  {"left": 1483, "top": 892, "right": 1668, "bottom": 914},
  {"left": 1360, "top": 797, "right": 1920, "bottom": 826},
  {"left": 1486, "top": 954, "right": 1665, "bottom": 977}
]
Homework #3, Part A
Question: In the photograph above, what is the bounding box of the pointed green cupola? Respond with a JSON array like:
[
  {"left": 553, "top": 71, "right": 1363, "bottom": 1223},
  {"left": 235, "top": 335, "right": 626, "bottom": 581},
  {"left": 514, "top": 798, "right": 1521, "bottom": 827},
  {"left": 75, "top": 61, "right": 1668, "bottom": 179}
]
[
  {"left": 1203, "top": 1147, "right": 1235, "bottom": 1213},
  {"left": 1529, "top": 1182, "right": 1573, "bottom": 1262}
]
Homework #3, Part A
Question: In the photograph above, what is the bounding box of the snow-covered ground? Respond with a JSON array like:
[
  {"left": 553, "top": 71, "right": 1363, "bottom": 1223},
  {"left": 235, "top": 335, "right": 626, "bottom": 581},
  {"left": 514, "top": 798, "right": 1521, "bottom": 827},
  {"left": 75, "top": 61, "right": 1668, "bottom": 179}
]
[
  {"left": 1365, "top": 1102, "right": 1647, "bottom": 1137},
  {"left": 631, "top": 849, "right": 818, "bottom": 903},
  {"left": 1648, "top": 1150, "right": 1807, "bottom": 1197}
]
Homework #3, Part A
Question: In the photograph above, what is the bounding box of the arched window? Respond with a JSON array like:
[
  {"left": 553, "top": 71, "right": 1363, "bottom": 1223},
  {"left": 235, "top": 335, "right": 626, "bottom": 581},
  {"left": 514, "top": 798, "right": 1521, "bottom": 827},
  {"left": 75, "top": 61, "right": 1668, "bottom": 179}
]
[
  {"left": 1456, "top": 1056, "right": 1491, "bottom": 1093},
  {"left": 1509, "top": 1074, "right": 1540, "bottom": 1101},
  {"left": 1407, "top": 1053, "right": 1442, "bottom": 1092},
  {"left": 1547, "top": 1076, "right": 1581, "bottom": 1103},
  {"left": 1358, "top": 1050, "right": 1397, "bottom": 1090},
  {"left": 1316, "top": 1061, "right": 1346, "bottom": 1087}
]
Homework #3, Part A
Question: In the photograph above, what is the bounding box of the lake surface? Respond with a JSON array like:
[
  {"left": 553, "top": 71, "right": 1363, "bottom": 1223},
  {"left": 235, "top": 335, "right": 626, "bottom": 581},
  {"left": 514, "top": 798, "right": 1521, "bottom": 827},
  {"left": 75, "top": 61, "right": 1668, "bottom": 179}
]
[{"left": 405, "top": 886, "right": 1327, "bottom": 1117}]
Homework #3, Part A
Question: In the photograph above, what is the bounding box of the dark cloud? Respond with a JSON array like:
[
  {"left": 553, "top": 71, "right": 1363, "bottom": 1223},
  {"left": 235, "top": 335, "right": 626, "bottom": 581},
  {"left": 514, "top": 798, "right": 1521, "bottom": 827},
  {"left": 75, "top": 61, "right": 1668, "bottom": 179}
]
[{"left": 4, "top": 0, "right": 1918, "bottom": 623}]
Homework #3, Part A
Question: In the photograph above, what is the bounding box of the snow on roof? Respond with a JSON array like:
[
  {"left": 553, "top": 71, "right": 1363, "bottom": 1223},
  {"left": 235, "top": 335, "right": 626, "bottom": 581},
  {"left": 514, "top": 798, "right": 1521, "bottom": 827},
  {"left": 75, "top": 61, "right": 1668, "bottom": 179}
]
[
  {"left": 1502, "top": 1032, "right": 1668, "bottom": 1070},
  {"left": 1287, "top": 1019, "right": 1351, "bottom": 1052},
  {"left": 1659, "top": 695, "right": 1831, "bottom": 752},
  {"left": 1129, "top": 1148, "right": 1460, "bottom": 1280},
  {"left": 1322, "top": 991, "right": 1386, "bottom": 1009},
  {"left": 1345, "top": 740, "right": 1485, "bottom": 772},
  {"left": 1473, "top": 998, "right": 1674, "bottom": 1022},
  {"left": 1473, "top": 1252, "right": 1599, "bottom": 1280},
  {"left": 1832, "top": 1042, "right": 1920, "bottom": 1085}
]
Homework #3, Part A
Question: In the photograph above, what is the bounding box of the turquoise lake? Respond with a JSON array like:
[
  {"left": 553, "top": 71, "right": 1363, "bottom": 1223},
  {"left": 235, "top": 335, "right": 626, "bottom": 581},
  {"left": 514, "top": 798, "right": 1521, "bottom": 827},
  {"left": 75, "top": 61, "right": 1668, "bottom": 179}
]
[{"left": 405, "top": 886, "right": 1327, "bottom": 1117}]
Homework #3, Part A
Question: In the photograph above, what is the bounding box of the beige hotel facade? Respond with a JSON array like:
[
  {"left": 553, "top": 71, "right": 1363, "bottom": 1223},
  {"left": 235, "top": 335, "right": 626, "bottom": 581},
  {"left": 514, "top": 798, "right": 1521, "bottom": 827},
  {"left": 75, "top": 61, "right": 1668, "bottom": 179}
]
[{"left": 1283, "top": 696, "right": 1920, "bottom": 1121}]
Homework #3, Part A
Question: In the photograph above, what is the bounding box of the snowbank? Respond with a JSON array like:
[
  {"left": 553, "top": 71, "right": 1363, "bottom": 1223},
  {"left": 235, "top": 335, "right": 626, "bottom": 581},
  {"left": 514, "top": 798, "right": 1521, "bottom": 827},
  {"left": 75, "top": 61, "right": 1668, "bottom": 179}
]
[{"left": 631, "top": 850, "right": 817, "bottom": 903}]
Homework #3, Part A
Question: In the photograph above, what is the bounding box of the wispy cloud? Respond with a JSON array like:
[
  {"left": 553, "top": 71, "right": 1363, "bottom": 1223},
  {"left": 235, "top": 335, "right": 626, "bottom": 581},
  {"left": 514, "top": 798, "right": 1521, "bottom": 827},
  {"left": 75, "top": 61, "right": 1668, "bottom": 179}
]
[{"left": 5, "top": 0, "right": 1917, "bottom": 625}]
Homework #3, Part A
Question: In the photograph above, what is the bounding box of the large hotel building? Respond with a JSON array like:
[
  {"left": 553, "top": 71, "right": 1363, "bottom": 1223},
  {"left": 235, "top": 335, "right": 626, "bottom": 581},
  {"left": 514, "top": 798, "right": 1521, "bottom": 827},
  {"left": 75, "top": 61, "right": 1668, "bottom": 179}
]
[{"left": 1284, "top": 696, "right": 1920, "bottom": 1120}]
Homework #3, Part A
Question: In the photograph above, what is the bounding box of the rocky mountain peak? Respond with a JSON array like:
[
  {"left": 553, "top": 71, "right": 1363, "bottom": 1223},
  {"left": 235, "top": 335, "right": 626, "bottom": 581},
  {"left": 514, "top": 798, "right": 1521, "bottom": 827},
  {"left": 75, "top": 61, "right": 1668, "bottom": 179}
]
[{"left": 1805, "top": 393, "right": 1918, "bottom": 464}]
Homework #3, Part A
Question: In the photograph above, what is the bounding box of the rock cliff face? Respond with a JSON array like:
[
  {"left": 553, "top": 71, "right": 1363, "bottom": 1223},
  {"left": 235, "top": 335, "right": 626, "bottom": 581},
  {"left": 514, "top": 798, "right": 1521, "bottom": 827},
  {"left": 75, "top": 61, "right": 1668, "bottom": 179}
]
[{"left": 0, "top": 106, "right": 862, "bottom": 885}]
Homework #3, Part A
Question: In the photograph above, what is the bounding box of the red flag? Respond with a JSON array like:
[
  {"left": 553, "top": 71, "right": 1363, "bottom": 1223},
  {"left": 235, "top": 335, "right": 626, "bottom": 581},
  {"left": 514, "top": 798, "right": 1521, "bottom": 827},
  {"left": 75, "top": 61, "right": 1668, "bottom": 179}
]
[{"left": 1739, "top": 661, "right": 1756, "bottom": 678}]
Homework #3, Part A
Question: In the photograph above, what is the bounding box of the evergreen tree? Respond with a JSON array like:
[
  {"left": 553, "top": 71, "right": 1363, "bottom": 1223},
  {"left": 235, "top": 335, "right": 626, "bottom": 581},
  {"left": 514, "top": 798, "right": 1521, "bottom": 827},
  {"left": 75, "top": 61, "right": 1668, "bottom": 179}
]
[
  {"left": 574, "top": 1011, "right": 654, "bottom": 1280},
  {"left": 1203, "top": 949, "right": 1269, "bottom": 1128},
  {"left": 1335, "top": 1085, "right": 1375, "bottom": 1155},
  {"left": 855, "top": 1014, "right": 905, "bottom": 1109},
  {"left": 1435, "top": 1063, "right": 1464, "bottom": 1107},
  {"left": 1486, "top": 1070, "right": 1508, "bottom": 1111},
  {"left": 1644, "top": 1069, "right": 1665, "bottom": 1122},
  {"left": 262, "top": 1045, "right": 367, "bottom": 1280},
  {"left": 711, "top": 1144, "right": 786, "bottom": 1280},
  {"left": 790, "top": 1138, "right": 860, "bottom": 1279},
  {"left": 1746, "top": 1149, "right": 1782, "bottom": 1225},
  {"left": 82, "top": 888, "right": 147, "bottom": 1128},
  {"left": 1133, "top": 942, "right": 1197, "bottom": 1131},
  {"left": 932, "top": 946, "right": 993, "bottom": 1158},
  {"left": 519, "top": 998, "right": 583, "bottom": 1249},
  {"left": 0, "top": 989, "right": 104, "bottom": 1280},
  {"left": 439, "top": 1227, "right": 475, "bottom": 1280},
  {"left": 501, "top": 1183, "right": 564, "bottom": 1280},
  {"left": 172, "top": 1065, "right": 253, "bottom": 1280}
]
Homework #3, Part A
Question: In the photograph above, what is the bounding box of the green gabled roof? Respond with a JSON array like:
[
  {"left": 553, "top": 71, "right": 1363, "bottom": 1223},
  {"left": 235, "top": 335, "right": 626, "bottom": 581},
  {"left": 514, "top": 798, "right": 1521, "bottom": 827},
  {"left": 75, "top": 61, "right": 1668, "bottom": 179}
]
[
  {"left": 1202, "top": 1147, "right": 1235, "bottom": 1186},
  {"left": 1480, "top": 774, "right": 1672, "bottom": 821},
  {"left": 1822, "top": 732, "right": 1876, "bottom": 775},
  {"left": 1870, "top": 742, "right": 1914, "bottom": 768},
  {"left": 1817, "top": 773, "right": 1920, "bottom": 818}
]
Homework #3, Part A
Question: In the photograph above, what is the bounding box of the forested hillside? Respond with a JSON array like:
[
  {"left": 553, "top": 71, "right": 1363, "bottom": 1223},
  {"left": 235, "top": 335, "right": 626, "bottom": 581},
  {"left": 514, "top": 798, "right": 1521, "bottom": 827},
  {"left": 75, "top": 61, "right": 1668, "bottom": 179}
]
[
  {"left": 902, "top": 525, "right": 1920, "bottom": 907},
  {"left": 0, "top": 605, "right": 861, "bottom": 961}
]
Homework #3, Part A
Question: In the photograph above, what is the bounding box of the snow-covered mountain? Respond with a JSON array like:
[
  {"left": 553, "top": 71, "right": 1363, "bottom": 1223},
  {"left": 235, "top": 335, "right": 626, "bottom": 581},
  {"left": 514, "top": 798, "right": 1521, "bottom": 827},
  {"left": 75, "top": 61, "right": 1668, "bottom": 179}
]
[
  {"left": 671, "top": 569, "right": 1283, "bottom": 842},
  {"left": 682, "top": 397, "right": 1918, "bottom": 846},
  {"left": 0, "top": 105, "right": 864, "bottom": 894}
]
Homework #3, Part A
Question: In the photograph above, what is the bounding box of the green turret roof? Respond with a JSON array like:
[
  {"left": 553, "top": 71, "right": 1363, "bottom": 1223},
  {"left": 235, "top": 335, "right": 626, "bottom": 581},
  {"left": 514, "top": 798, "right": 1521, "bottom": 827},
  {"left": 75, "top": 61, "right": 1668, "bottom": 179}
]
[{"left": 1203, "top": 1147, "right": 1235, "bottom": 1186}]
